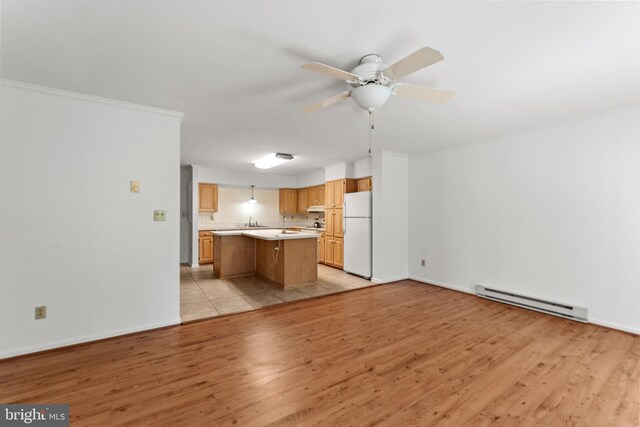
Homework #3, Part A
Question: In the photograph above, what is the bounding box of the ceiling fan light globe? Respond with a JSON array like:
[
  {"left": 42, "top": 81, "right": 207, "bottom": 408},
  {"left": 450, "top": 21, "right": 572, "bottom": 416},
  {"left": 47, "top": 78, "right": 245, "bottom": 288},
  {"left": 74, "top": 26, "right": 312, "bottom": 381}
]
[{"left": 350, "top": 85, "right": 392, "bottom": 110}]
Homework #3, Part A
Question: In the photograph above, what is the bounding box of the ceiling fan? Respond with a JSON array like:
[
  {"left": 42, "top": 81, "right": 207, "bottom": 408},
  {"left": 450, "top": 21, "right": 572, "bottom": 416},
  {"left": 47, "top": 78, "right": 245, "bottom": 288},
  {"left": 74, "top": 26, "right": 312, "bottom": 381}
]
[{"left": 301, "top": 47, "right": 454, "bottom": 113}]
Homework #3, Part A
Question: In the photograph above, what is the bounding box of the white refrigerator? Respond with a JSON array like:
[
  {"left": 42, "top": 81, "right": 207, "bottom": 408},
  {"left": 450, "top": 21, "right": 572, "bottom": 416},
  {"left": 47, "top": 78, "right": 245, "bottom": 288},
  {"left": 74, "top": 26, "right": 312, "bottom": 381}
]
[{"left": 343, "top": 191, "right": 372, "bottom": 279}]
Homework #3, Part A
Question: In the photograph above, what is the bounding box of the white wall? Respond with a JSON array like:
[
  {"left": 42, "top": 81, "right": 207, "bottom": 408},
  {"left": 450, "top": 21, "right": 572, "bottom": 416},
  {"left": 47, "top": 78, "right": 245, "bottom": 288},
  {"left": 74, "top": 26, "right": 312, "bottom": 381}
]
[
  {"left": 0, "top": 81, "right": 183, "bottom": 358},
  {"left": 353, "top": 157, "right": 372, "bottom": 178},
  {"left": 194, "top": 165, "right": 297, "bottom": 189},
  {"left": 297, "top": 169, "right": 324, "bottom": 188},
  {"left": 408, "top": 106, "right": 640, "bottom": 333},
  {"left": 372, "top": 151, "right": 409, "bottom": 283},
  {"left": 324, "top": 162, "right": 353, "bottom": 181}
]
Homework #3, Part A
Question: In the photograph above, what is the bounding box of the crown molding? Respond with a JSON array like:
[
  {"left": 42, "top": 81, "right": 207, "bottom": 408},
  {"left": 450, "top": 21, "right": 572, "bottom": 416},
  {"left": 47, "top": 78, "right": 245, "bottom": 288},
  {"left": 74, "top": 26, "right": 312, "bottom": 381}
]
[{"left": 1, "top": 79, "right": 185, "bottom": 120}]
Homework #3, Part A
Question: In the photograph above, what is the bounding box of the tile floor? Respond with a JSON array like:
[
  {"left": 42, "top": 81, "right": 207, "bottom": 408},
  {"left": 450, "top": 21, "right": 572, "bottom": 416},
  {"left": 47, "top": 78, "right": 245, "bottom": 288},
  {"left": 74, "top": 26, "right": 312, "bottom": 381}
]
[{"left": 180, "top": 264, "right": 376, "bottom": 322}]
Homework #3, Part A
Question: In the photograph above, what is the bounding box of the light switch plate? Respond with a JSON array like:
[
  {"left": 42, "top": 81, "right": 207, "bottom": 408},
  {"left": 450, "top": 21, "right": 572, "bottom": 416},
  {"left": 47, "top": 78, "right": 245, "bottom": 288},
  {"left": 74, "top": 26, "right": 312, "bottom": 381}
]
[
  {"left": 35, "top": 306, "right": 47, "bottom": 319},
  {"left": 154, "top": 210, "right": 166, "bottom": 221},
  {"left": 130, "top": 180, "right": 140, "bottom": 193}
]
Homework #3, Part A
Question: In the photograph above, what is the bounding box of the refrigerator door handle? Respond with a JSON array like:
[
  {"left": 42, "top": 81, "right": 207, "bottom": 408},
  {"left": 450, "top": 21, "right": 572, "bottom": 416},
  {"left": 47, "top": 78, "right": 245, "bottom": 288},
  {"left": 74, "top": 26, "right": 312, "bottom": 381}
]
[{"left": 343, "top": 202, "right": 346, "bottom": 235}]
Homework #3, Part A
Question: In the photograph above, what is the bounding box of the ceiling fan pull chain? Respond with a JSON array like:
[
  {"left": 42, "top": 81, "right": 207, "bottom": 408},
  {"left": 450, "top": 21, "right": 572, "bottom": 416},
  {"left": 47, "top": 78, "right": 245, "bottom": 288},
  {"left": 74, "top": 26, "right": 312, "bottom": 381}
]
[{"left": 368, "top": 108, "right": 375, "bottom": 155}]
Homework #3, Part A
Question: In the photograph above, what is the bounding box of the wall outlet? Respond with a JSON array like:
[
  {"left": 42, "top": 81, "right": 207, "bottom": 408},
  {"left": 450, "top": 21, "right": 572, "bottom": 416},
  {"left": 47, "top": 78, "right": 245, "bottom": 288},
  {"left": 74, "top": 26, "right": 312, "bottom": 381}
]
[
  {"left": 130, "top": 180, "right": 140, "bottom": 193},
  {"left": 154, "top": 210, "right": 166, "bottom": 221},
  {"left": 35, "top": 306, "right": 47, "bottom": 319},
  {"left": 421, "top": 259, "right": 426, "bottom": 267}
]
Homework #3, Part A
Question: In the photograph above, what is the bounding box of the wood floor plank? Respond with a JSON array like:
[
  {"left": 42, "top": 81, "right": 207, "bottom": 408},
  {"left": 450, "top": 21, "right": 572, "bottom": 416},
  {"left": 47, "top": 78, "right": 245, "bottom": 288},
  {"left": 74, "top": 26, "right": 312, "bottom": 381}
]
[{"left": 1, "top": 281, "right": 638, "bottom": 426}]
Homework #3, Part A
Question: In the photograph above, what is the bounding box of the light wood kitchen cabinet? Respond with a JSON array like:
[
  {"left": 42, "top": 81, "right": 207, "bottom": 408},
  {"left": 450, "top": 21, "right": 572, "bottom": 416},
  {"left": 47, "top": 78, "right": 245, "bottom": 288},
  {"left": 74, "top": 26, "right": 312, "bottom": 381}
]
[
  {"left": 307, "top": 186, "right": 317, "bottom": 207},
  {"left": 325, "top": 182, "right": 334, "bottom": 208},
  {"left": 325, "top": 209, "right": 334, "bottom": 237},
  {"left": 297, "top": 188, "right": 308, "bottom": 213},
  {"left": 318, "top": 233, "right": 325, "bottom": 263},
  {"left": 323, "top": 238, "right": 344, "bottom": 268},
  {"left": 198, "top": 231, "right": 214, "bottom": 264},
  {"left": 325, "top": 208, "right": 343, "bottom": 238},
  {"left": 357, "top": 177, "right": 372, "bottom": 192},
  {"left": 325, "top": 179, "right": 356, "bottom": 208},
  {"left": 317, "top": 185, "right": 325, "bottom": 205},
  {"left": 321, "top": 179, "right": 356, "bottom": 268},
  {"left": 198, "top": 183, "right": 218, "bottom": 212},
  {"left": 324, "top": 239, "right": 334, "bottom": 265},
  {"left": 334, "top": 208, "right": 343, "bottom": 237},
  {"left": 333, "top": 238, "right": 344, "bottom": 268},
  {"left": 279, "top": 188, "right": 297, "bottom": 214}
]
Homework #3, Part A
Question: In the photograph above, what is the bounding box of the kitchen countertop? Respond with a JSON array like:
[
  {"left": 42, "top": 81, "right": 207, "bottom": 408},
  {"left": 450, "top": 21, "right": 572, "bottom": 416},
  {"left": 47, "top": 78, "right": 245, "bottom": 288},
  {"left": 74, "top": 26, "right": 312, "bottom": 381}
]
[
  {"left": 199, "top": 225, "right": 271, "bottom": 231},
  {"left": 212, "top": 229, "right": 320, "bottom": 241}
]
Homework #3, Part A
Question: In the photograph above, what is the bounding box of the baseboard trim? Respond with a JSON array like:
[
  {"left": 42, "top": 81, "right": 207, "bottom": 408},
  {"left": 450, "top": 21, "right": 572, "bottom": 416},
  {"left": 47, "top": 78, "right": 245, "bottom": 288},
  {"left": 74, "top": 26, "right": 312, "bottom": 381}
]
[
  {"left": 372, "top": 275, "right": 409, "bottom": 284},
  {"left": 409, "top": 277, "right": 639, "bottom": 335},
  {"left": 0, "top": 318, "right": 182, "bottom": 360},
  {"left": 589, "top": 317, "right": 640, "bottom": 335},
  {"left": 409, "top": 276, "right": 475, "bottom": 295}
]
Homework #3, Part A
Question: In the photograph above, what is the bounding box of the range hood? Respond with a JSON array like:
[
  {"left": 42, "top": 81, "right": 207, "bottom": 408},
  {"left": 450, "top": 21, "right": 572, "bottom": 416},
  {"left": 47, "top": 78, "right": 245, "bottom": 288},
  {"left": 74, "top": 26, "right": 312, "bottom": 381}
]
[{"left": 307, "top": 205, "right": 325, "bottom": 212}]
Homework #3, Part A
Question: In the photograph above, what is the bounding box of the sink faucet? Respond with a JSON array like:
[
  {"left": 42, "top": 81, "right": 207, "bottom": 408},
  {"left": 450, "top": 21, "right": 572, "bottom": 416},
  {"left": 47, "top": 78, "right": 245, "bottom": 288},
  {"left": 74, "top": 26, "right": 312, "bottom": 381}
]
[{"left": 249, "top": 216, "right": 254, "bottom": 227}]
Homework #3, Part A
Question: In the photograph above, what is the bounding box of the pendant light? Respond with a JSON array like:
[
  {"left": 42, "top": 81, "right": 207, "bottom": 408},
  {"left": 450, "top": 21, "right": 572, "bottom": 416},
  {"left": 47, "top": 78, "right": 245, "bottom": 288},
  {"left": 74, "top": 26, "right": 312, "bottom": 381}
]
[{"left": 247, "top": 185, "right": 257, "bottom": 205}]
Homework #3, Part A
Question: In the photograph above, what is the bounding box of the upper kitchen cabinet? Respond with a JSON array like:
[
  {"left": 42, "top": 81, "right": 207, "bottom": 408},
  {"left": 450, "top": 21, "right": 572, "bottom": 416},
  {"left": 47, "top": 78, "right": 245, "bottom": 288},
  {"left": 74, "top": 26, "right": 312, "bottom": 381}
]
[
  {"left": 199, "top": 183, "right": 218, "bottom": 212},
  {"left": 317, "top": 185, "right": 325, "bottom": 205},
  {"left": 306, "top": 185, "right": 325, "bottom": 207},
  {"left": 279, "top": 188, "right": 297, "bottom": 214},
  {"left": 357, "top": 177, "right": 372, "bottom": 192},
  {"left": 325, "top": 179, "right": 357, "bottom": 208},
  {"left": 307, "top": 186, "right": 317, "bottom": 207},
  {"left": 297, "top": 188, "right": 308, "bottom": 213}
]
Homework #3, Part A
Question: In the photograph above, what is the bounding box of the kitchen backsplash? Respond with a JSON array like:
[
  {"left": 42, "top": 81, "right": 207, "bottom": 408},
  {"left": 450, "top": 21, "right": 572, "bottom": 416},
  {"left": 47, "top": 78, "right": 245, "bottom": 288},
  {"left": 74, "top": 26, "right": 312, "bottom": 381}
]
[
  {"left": 198, "top": 212, "right": 323, "bottom": 229},
  {"left": 198, "top": 186, "right": 325, "bottom": 230}
]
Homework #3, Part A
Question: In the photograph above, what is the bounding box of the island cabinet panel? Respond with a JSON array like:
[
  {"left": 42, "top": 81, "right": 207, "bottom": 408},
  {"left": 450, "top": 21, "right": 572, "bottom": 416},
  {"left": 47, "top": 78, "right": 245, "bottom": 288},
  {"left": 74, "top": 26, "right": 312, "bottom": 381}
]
[
  {"left": 199, "top": 231, "right": 214, "bottom": 264},
  {"left": 297, "top": 188, "right": 308, "bottom": 213},
  {"left": 213, "top": 235, "right": 256, "bottom": 279},
  {"left": 279, "top": 189, "right": 297, "bottom": 214},
  {"left": 318, "top": 234, "right": 325, "bottom": 263},
  {"left": 199, "top": 183, "right": 218, "bottom": 212},
  {"left": 256, "top": 238, "right": 318, "bottom": 289}
]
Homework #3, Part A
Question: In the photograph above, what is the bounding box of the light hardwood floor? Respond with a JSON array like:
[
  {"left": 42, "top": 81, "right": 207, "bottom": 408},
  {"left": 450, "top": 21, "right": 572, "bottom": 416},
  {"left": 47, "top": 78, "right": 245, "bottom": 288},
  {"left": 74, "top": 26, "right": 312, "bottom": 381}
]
[{"left": 1, "top": 281, "right": 638, "bottom": 426}]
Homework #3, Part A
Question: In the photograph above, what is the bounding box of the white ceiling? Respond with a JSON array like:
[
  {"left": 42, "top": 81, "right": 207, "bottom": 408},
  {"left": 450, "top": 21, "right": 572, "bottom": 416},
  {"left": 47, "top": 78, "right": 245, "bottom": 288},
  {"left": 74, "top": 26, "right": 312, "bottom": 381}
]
[{"left": 2, "top": 1, "right": 639, "bottom": 175}]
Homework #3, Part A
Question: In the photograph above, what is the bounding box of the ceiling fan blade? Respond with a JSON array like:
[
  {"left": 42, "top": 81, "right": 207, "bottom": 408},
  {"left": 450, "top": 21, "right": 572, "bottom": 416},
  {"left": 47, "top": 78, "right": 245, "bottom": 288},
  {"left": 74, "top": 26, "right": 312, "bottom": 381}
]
[
  {"left": 303, "top": 91, "right": 351, "bottom": 113},
  {"left": 301, "top": 62, "right": 362, "bottom": 83},
  {"left": 393, "top": 84, "right": 454, "bottom": 104},
  {"left": 382, "top": 47, "right": 444, "bottom": 80}
]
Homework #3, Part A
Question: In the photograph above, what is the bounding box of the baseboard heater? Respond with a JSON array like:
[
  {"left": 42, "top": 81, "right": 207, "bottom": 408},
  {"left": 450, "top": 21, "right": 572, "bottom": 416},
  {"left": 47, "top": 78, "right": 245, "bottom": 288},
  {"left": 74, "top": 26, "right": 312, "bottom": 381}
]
[{"left": 475, "top": 285, "right": 588, "bottom": 323}]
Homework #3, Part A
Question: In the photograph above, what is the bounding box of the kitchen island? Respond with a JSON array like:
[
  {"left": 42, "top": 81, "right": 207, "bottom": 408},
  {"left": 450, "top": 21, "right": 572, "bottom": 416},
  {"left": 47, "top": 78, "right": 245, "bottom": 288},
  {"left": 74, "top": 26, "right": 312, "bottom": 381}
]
[{"left": 212, "top": 229, "right": 319, "bottom": 289}]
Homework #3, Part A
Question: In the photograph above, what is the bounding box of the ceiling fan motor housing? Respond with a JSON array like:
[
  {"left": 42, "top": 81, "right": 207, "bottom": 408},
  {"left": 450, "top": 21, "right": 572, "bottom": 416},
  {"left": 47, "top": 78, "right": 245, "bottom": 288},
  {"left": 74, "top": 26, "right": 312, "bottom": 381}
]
[{"left": 351, "top": 54, "right": 388, "bottom": 84}]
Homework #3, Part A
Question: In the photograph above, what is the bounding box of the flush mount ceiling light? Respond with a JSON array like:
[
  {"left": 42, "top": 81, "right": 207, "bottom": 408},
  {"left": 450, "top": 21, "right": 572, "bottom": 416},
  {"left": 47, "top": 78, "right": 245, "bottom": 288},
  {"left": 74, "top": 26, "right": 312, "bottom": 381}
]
[
  {"left": 247, "top": 185, "right": 257, "bottom": 204},
  {"left": 254, "top": 153, "right": 294, "bottom": 169}
]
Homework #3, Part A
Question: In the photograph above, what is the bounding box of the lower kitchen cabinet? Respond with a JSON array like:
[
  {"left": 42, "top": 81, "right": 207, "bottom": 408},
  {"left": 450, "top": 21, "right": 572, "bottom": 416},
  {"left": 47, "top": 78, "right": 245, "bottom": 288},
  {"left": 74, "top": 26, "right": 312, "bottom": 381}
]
[
  {"left": 198, "top": 231, "right": 214, "bottom": 264},
  {"left": 323, "top": 237, "right": 343, "bottom": 268},
  {"left": 333, "top": 238, "right": 344, "bottom": 268}
]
